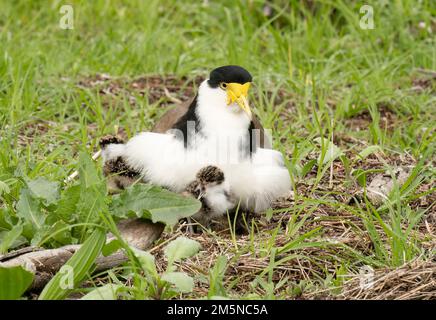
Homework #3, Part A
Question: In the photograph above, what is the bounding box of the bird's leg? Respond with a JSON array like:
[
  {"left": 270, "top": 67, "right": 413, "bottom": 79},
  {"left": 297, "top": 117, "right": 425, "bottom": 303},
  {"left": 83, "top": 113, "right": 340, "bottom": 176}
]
[{"left": 185, "top": 217, "right": 195, "bottom": 234}]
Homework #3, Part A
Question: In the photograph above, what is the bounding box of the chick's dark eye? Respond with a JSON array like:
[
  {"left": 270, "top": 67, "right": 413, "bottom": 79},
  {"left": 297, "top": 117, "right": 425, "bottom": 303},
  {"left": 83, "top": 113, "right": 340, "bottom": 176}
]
[{"left": 219, "top": 82, "right": 227, "bottom": 90}]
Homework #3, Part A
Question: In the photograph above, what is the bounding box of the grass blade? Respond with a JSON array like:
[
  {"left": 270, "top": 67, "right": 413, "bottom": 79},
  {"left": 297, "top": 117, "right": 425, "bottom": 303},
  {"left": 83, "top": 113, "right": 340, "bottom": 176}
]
[{"left": 38, "top": 228, "right": 106, "bottom": 300}]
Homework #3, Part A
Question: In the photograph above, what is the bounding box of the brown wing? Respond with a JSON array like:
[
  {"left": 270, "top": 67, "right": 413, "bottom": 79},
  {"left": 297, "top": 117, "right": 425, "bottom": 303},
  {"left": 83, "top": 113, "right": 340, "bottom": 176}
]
[
  {"left": 152, "top": 101, "right": 190, "bottom": 133},
  {"left": 152, "top": 100, "right": 271, "bottom": 149},
  {"left": 251, "top": 113, "right": 271, "bottom": 149}
]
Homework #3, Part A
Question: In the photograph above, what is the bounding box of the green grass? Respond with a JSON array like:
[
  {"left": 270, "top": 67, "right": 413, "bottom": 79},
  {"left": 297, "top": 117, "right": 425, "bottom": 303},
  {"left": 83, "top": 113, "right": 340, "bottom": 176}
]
[{"left": 0, "top": 0, "right": 435, "bottom": 299}]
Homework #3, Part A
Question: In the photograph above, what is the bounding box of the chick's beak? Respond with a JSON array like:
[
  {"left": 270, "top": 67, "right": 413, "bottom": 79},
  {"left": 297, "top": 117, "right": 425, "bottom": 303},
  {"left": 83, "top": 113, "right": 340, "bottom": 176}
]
[
  {"left": 226, "top": 82, "right": 251, "bottom": 118},
  {"left": 195, "top": 184, "right": 205, "bottom": 199}
]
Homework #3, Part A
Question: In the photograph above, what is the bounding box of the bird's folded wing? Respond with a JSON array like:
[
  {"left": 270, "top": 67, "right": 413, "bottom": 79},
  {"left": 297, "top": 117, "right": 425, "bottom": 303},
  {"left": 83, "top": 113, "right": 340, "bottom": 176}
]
[{"left": 123, "top": 132, "right": 204, "bottom": 192}]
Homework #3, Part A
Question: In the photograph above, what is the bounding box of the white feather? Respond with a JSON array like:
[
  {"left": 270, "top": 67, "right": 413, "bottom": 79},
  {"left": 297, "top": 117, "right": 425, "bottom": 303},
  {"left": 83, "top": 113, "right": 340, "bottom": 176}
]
[
  {"left": 101, "top": 143, "right": 126, "bottom": 161},
  {"left": 203, "top": 180, "right": 234, "bottom": 218},
  {"left": 196, "top": 80, "right": 251, "bottom": 133},
  {"left": 103, "top": 79, "right": 291, "bottom": 213}
]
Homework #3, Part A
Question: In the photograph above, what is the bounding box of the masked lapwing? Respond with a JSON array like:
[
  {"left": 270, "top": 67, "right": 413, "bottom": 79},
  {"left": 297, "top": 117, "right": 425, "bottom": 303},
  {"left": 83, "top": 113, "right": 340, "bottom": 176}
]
[{"left": 101, "top": 65, "right": 291, "bottom": 219}]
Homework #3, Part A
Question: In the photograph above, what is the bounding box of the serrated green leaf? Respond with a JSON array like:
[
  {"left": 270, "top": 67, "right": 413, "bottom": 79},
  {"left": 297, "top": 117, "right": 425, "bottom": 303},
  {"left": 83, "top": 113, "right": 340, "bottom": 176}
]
[
  {"left": 27, "top": 177, "right": 59, "bottom": 205},
  {"left": 0, "top": 266, "right": 34, "bottom": 300},
  {"left": 0, "top": 224, "right": 23, "bottom": 253},
  {"left": 30, "top": 225, "right": 50, "bottom": 247},
  {"left": 78, "top": 152, "right": 103, "bottom": 188},
  {"left": 81, "top": 284, "right": 123, "bottom": 300},
  {"left": 49, "top": 221, "right": 72, "bottom": 245},
  {"left": 164, "top": 237, "right": 201, "bottom": 268},
  {"left": 0, "top": 180, "right": 10, "bottom": 196},
  {"left": 73, "top": 154, "right": 107, "bottom": 235},
  {"left": 39, "top": 229, "right": 106, "bottom": 300},
  {"left": 55, "top": 185, "right": 81, "bottom": 222},
  {"left": 110, "top": 184, "right": 201, "bottom": 226},
  {"left": 131, "top": 247, "right": 157, "bottom": 276},
  {"left": 102, "top": 239, "right": 122, "bottom": 257},
  {"left": 16, "top": 189, "right": 45, "bottom": 230},
  {"left": 76, "top": 186, "right": 107, "bottom": 229},
  {"left": 0, "top": 209, "right": 13, "bottom": 230},
  {"left": 162, "top": 272, "right": 194, "bottom": 293}
]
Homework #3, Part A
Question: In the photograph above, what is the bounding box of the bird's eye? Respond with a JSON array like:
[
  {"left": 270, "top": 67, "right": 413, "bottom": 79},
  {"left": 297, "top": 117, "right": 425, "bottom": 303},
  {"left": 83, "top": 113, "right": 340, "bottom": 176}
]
[{"left": 219, "top": 82, "right": 228, "bottom": 90}]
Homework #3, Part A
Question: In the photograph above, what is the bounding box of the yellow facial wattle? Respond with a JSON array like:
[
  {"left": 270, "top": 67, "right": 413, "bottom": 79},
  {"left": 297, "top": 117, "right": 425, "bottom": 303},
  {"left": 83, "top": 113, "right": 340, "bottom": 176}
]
[{"left": 225, "top": 82, "right": 251, "bottom": 118}]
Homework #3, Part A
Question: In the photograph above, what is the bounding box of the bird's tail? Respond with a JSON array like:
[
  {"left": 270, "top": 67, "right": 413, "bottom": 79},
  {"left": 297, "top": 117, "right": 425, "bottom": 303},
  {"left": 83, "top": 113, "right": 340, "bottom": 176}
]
[{"left": 99, "top": 135, "right": 126, "bottom": 162}]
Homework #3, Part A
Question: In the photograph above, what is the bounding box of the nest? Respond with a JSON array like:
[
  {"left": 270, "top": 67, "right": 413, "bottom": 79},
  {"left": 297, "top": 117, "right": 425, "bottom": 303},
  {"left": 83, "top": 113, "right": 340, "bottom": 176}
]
[{"left": 339, "top": 260, "right": 436, "bottom": 300}]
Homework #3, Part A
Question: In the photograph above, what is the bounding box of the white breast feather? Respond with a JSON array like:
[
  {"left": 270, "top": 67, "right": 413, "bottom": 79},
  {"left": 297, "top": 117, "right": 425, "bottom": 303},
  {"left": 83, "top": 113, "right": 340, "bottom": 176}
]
[{"left": 103, "top": 80, "right": 291, "bottom": 213}]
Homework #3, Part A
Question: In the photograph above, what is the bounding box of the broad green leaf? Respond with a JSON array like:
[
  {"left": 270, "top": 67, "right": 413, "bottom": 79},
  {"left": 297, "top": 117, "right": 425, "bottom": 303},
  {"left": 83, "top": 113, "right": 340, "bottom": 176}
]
[
  {"left": 81, "top": 284, "right": 123, "bottom": 300},
  {"left": 30, "top": 225, "right": 50, "bottom": 247},
  {"left": 76, "top": 186, "right": 107, "bottom": 229},
  {"left": 27, "top": 177, "right": 59, "bottom": 205},
  {"left": 0, "top": 266, "right": 34, "bottom": 300},
  {"left": 0, "top": 180, "right": 10, "bottom": 196},
  {"left": 110, "top": 184, "right": 201, "bottom": 227},
  {"left": 73, "top": 154, "right": 107, "bottom": 234},
  {"left": 162, "top": 272, "right": 194, "bottom": 293},
  {"left": 131, "top": 247, "right": 157, "bottom": 276},
  {"left": 0, "top": 224, "right": 23, "bottom": 253},
  {"left": 102, "top": 239, "right": 122, "bottom": 257},
  {"left": 0, "top": 208, "right": 13, "bottom": 230},
  {"left": 49, "top": 221, "right": 72, "bottom": 245},
  {"left": 78, "top": 152, "right": 103, "bottom": 188},
  {"left": 164, "top": 237, "right": 201, "bottom": 268},
  {"left": 357, "top": 145, "right": 382, "bottom": 160},
  {"left": 16, "top": 189, "right": 45, "bottom": 230},
  {"left": 55, "top": 185, "right": 81, "bottom": 222},
  {"left": 39, "top": 229, "right": 106, "bottom": 300}
]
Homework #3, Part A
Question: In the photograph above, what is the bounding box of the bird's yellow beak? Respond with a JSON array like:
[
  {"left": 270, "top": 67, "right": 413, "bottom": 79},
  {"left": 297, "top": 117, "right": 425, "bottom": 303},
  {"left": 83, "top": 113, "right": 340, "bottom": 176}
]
[{"left": 226, "top": 82, "right": 251, "bottom": 118}]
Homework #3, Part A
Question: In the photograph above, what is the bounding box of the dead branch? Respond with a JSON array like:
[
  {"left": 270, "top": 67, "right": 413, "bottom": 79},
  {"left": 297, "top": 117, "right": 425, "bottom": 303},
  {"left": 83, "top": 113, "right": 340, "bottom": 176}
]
[{"left": 0, "top": 218, "right": 164, "bottom": 291}]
